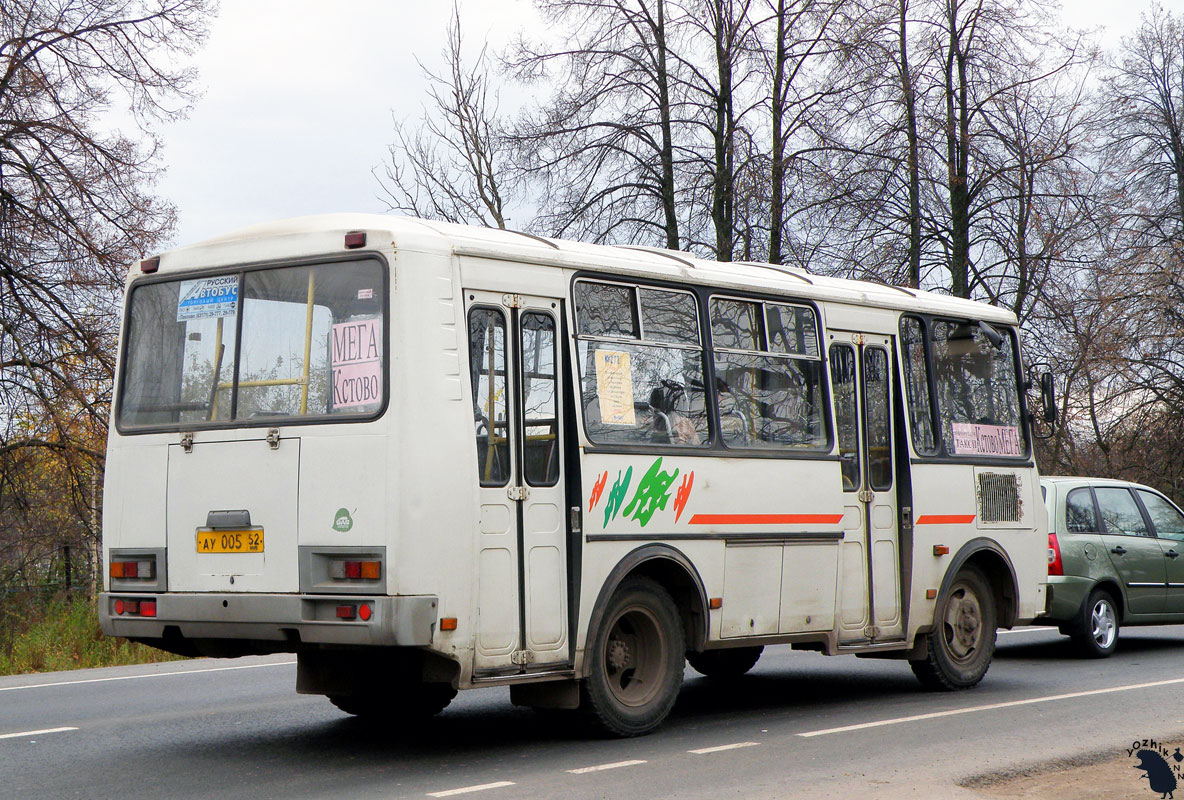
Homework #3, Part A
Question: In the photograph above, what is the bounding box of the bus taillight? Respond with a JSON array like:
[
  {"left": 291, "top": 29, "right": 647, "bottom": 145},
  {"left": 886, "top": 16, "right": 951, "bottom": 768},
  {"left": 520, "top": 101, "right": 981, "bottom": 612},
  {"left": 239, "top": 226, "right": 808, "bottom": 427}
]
[
  {"left": 1047, "top": 533, "right": 1064, "bottom": 576},
  {"left": 112, "top": 598, "right": 157, "bottom": 617},
  {"left": 333, "top": 603, "right": 372, "bottom": 621},
  {"left": 110, "top": 559, "right": 155, "bottom": 579},
  {"left": 328, "top": 560, "right": 381, "bottom": 581}
]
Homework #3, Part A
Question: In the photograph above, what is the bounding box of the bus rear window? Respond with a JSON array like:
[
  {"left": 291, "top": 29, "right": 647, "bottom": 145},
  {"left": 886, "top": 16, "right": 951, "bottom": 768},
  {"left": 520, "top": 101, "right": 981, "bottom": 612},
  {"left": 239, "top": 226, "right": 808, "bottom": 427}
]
[{"left": 118, "top": 258, "right": 385, "bottom": 429}]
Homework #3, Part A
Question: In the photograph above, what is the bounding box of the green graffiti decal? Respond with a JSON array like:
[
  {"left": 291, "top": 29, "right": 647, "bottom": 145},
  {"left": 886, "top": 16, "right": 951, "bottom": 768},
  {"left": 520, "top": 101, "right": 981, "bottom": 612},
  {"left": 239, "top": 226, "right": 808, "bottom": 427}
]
[
  {"left": 602, "top": 467, "right": 633, "bottom": 527},
  {"left": 623, "top": 457, "right": 680, "bottom": 527}
]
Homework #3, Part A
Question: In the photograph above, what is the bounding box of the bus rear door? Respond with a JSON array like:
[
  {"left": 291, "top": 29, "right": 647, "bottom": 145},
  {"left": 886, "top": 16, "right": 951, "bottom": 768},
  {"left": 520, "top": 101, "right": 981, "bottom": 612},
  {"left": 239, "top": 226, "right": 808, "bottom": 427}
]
[{"left": 466, "top": 291, "right": 569, "bottom": 674}]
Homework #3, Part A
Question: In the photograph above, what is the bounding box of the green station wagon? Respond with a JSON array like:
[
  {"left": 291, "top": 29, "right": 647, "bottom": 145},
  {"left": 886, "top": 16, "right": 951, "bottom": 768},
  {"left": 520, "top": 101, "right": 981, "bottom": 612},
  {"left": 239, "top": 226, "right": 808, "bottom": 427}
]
[{"left": 1039, "top": 477, "right": 1184, "bottom": 656}]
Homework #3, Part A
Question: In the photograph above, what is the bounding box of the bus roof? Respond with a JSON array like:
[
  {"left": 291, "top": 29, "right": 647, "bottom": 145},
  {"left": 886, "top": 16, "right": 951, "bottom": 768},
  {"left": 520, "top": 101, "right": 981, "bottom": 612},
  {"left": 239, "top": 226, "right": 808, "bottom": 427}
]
[{"left": 152, "top": 213, "right": 1019, "bottom": 325}]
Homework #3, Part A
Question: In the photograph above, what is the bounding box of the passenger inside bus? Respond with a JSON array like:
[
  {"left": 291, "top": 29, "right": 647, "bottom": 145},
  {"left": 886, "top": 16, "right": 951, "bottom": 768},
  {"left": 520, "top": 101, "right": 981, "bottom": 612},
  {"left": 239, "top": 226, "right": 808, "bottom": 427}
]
[{"left": 649, "top": 382, "right": 700, "bottom": 446}]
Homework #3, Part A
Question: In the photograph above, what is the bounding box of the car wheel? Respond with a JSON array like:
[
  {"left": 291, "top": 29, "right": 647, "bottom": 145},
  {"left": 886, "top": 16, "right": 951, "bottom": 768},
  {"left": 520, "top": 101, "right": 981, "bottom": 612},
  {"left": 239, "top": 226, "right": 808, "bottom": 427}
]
[
  {"left": 687, "top": 646, "right": 764, "bottom": 678},
  {"left": 581, "top": 576, "right": 684, "bottom": 737},
  {"left": 911, "top": 565, "right": 997, "bottom": 691},
  {"left": 1071, "top": 588, "right": 1119, "bottom": 658}
]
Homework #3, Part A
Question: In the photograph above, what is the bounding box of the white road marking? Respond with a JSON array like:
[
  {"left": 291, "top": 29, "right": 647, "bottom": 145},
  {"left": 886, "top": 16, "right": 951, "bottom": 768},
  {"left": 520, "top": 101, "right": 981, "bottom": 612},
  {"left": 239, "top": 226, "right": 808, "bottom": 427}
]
[
  {"left": 688, "top": 741, "right": 760, "bottom": 754},
  {"left": 566, "top": 760, "right": 647, "bottom": 774},
  {"left": 798, "top": 675, "right": 1184, "bottom": 737},
  {"left": 427, "top": 781, "right": 516, "bottom": 797},
  {"left": 998, "top": 627, "right": 1056, "bottom": 636},
  {"left": 0, "top": 661, "right": 296, "bottom": 693},
  {"left": 0, "top": 727, "right": 78, "bottom": 740}
]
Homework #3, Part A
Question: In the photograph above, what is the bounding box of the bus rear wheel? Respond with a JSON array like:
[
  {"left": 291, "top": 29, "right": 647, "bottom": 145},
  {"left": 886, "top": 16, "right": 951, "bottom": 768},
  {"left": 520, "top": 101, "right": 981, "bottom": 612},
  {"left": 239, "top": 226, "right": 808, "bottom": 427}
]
[
  {"left": 910, "top": 565, "right": 996, "bottom": 691},
  {"left": 329, "top": 682, "right": 456, "bottom": 719},
  {"left": 687, "top": 646, "right": 763, "bottom": 678},
  {"left": 582, "top": 576, "right": 684, "bottom": 737}
]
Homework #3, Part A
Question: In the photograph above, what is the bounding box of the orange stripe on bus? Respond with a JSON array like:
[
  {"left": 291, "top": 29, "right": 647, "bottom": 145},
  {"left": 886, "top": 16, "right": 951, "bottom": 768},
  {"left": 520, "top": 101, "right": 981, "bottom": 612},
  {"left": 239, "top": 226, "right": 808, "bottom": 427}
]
[
  {"left": 687, "top": 513, "right": 844, "bottom": 525},
  {"left": 915, "top": 514, "right": 976, "bottom": 525}
]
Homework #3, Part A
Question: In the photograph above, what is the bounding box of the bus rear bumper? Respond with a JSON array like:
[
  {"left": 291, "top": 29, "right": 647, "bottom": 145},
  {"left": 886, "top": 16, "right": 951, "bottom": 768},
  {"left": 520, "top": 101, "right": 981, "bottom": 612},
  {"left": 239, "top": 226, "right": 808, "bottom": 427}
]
[{"left": 98, "top": 592, "right": 439, "bottom": 648}]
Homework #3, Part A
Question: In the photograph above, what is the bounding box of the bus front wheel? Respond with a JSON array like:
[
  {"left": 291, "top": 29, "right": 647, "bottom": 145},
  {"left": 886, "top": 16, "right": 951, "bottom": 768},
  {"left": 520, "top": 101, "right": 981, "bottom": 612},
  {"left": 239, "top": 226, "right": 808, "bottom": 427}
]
[
  {"left": 910, "top": 565, "right": 997, "bottom": 691},
  {"left": 582, "top": 576, "right": 684, "bottom": 737}
]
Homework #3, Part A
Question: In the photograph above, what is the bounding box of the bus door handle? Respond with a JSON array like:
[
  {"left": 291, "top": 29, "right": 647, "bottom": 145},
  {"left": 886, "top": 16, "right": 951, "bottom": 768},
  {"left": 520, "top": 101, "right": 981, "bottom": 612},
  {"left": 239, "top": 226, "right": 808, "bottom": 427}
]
[{"left": 1110, "top": 545, "right": 1127, "bottom": 556}]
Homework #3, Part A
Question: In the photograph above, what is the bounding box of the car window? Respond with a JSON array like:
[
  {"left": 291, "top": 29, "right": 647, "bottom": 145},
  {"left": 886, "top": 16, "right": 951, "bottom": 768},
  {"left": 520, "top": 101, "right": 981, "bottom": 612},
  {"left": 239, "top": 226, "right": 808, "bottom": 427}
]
[
  {"left": 1065, "top": 488, "right": 1099, "bottom": 533},
  {"left": 1094, "top": 487, "right": 1150, "bottom": 537},
  {"left": 1138, "top": 490, "right": 1184, "bottom": 541}
]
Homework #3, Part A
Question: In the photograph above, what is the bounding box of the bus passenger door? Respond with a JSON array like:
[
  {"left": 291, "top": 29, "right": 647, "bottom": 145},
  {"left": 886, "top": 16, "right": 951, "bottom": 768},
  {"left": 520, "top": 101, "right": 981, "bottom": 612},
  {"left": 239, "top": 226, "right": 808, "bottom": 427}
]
[
  {"left": 829, "top": 333, "right": 904, "bottom": 644},
  {"left": 467, "top": 291, "right": 569, "bottom": 674}
]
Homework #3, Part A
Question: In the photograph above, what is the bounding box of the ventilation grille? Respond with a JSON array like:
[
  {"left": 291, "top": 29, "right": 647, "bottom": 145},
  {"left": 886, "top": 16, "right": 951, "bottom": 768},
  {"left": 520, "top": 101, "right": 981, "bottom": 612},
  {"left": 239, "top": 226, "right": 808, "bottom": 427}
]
[{"left": 978, "top": 472, "right": 1021, "bottom": 523}]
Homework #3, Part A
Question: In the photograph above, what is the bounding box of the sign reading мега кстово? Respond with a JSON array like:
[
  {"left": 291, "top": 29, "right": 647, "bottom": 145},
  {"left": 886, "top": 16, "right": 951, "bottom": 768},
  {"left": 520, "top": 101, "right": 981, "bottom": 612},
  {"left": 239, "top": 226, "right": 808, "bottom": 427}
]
[
  {"left": 331, "top": 318, "right": 381, "bottom": 410},
  {"left": 176, "top": 276, "right": 239, "bottom": 322}
]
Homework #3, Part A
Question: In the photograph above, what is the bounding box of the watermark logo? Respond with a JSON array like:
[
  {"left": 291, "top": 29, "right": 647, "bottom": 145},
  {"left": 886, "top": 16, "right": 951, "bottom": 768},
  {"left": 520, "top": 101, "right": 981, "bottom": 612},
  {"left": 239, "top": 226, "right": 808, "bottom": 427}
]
[{"left": 1126, "top": 739, "right": 1183, "bottom": 798}]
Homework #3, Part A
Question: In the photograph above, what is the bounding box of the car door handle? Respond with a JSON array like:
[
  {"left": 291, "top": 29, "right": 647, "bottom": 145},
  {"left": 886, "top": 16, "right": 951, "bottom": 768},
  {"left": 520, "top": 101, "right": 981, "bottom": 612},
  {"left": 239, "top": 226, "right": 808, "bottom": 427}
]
[
  {"left": 1111, "top": 546, "right": 1127, "bottom": 556},
  {"left": 1167, "top": 550, "right": 1180, "bottom": 560}
]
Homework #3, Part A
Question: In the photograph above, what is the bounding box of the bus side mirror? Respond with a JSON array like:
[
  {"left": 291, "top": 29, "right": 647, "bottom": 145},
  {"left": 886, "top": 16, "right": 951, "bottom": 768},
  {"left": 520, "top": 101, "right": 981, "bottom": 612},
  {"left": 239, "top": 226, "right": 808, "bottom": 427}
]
[{"left": 1040, "top": 372, "right": 1057, "bottom": 424}]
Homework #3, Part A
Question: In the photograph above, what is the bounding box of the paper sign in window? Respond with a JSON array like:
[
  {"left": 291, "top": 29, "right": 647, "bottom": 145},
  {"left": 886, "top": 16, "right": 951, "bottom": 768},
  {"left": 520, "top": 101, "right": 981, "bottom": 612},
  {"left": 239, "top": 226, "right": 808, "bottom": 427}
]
[
  {"left": 951, "top": 422, "right": 1021, "bottom": 457},
  {"left": 176, "top": 276, "right": 239, "bottom": 321},
  {"left": 595, "top": 349, "right": 636, "bottom": 426},
  {"left": 331, "top": 318, "right": 382, "bottom": 410}
]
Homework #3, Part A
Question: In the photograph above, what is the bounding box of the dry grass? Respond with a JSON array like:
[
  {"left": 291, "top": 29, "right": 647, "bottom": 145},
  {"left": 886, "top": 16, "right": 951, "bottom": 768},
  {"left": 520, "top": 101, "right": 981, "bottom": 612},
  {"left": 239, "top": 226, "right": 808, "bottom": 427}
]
[{"left": 0, "top": 593, "right": 185, "bottom": 676}]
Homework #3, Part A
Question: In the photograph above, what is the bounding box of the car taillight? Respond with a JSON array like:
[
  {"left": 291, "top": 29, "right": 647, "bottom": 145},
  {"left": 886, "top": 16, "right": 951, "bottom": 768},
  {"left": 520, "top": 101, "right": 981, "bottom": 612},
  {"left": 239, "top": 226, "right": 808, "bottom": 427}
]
[
  {"left": 1048, "top": 532, "right": 1064, "bottom": 576},
  {"left": 110, "top": 559, "right": 155, "bottom": 580},
  {"left": 328, "top": 560, "right": 381, "bottom": 580}
]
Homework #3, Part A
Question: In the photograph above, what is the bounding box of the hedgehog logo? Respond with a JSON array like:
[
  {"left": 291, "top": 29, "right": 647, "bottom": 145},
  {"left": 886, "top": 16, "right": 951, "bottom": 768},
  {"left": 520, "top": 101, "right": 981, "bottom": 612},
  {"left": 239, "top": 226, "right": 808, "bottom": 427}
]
[{"left": 1134, "top": 749, "right": 1178, "bottom": 798}]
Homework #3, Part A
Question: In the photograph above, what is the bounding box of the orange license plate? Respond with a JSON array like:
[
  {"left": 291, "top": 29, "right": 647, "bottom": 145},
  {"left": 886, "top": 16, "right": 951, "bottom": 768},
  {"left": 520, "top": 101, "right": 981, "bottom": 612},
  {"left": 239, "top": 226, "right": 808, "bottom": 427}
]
[{"left": 196, "top": 529, "right": 264, "bottom": 553}]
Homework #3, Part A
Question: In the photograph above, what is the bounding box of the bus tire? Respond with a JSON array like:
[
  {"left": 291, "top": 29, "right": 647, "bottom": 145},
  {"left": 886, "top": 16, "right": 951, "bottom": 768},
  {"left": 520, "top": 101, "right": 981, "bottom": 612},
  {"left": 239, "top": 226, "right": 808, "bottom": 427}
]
[
  {"left": 1069, "top": 588, "right": 1119, "bottom": 658},
  {"left": 581, "top": 576, "right": 684, "bottom": 737},
  {"left": 687, "top": 646, "right": 763, "bottom": 678},
  {"left": 910, "top": 565, "right": 996, "bottom": 691},
  {"left": 329, "top": 682, "right": 456, "bottom": 719}
]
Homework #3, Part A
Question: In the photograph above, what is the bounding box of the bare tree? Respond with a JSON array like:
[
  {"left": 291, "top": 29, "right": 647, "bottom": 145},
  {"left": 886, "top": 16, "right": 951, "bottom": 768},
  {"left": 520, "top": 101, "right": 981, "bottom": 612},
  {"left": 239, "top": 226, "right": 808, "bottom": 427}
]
[
  {"left": 978, "top": 60, "right": 1100, "bottom": 322},
  {"left": 506, "top": 0, "right": 685, "bottom": 248},
  {"left": 376, "top": 5, "right": 516, "bottom": 229},
  {"left": 1099, "top": 2, "right": 1184, "bottom": 265},
  {"left": 0, "top": 0, "right": 210, "bottom": 590},
  {"left": 676, "top": 0, "right": 761, "bottom": 260},
  {"left": 760, "top": 0, "right": 842, "bottom": 266}
]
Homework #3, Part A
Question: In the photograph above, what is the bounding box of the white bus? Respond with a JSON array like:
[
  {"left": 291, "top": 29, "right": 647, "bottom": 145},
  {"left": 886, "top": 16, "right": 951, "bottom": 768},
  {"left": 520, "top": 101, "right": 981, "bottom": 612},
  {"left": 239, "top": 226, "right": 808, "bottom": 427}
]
[{"left": 100, "top": 215, "right": 1053, "bottom": 736}]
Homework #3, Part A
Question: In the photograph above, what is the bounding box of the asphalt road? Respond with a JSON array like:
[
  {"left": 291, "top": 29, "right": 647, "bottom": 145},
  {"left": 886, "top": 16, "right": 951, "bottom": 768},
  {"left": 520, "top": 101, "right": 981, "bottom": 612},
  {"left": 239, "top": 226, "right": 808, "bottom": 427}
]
[{"left": 4, "top": 626, "right": 1184, "bottom": 799}]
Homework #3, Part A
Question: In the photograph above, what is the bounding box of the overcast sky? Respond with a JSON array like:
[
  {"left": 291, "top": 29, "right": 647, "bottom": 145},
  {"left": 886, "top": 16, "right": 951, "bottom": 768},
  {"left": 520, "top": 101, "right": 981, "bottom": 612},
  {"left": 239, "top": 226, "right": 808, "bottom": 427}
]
[{"left": 154, "top": 0, "right": 1155, "bottom": 248}]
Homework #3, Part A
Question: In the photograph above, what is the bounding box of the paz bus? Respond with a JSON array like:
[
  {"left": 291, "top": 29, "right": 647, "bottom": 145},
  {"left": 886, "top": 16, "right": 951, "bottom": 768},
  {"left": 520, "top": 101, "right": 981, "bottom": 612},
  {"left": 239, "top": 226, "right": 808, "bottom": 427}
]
[{"left": 100, "top": 214, "right": 1053, "bottom": 736}]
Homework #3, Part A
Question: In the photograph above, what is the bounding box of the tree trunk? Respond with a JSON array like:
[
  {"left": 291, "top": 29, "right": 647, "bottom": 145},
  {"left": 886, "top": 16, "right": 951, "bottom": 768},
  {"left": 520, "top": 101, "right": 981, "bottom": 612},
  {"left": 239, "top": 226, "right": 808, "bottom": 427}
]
[{"left": 898, "top": 0, "right": 921, "bottom": 287}]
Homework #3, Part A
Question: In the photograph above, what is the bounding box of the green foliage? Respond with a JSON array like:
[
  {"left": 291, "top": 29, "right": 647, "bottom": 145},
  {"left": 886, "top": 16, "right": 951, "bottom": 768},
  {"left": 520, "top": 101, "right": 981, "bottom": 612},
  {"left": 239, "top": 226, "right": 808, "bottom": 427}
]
[{"left": 0, "top": 593, "right": 185, "bottom": 676}]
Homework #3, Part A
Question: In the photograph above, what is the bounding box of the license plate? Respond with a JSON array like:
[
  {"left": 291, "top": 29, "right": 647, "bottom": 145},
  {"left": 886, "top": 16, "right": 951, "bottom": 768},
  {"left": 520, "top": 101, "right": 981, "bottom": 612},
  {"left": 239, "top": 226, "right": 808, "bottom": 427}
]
[{"left": 196, "top": 529, "right": 264, "bottom": 553}]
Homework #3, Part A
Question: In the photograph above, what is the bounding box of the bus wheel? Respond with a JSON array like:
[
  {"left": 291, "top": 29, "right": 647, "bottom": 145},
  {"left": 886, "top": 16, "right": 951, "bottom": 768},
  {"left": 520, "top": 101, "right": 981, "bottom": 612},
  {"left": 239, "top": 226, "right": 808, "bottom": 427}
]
[
  {"left": 910, "top": 565, "right": 996, "bottom": 691},
  {"left": 329, "top": 682, "right": 456, "bottom": 719},
  {"left": 582, "top": 576, "right": 684, "bottom": 737},
  {"left": 687, "top": 646, "right": 763, "bottom": 678}
]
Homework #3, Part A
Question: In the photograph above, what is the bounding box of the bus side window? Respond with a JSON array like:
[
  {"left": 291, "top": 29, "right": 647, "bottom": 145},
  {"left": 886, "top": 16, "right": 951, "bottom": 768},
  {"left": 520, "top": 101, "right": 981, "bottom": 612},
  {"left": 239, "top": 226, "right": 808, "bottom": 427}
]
[
  {"left": 710, "top": 297, "right": 826, "bottom": 451},
  {"left": 574, "top": 281, "right": 709, "bottom": 447},
  {"left": 900, "top": 316, "right": 937, "bottom": 455}
]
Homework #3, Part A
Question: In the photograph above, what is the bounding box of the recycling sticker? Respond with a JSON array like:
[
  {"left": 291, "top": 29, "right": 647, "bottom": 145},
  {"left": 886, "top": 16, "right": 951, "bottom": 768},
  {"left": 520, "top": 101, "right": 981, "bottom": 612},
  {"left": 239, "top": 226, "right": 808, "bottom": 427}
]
[{"left": 332, "top": 508, "right": 354, "bottom": 532}]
